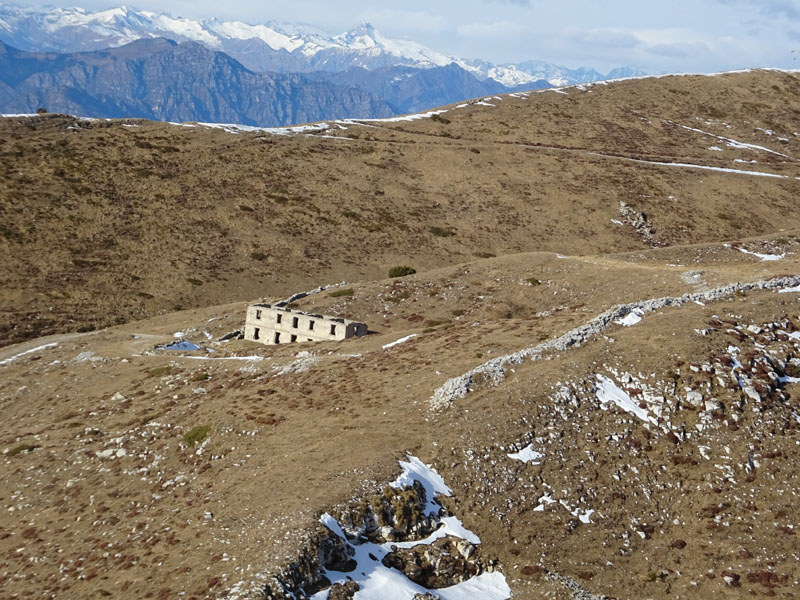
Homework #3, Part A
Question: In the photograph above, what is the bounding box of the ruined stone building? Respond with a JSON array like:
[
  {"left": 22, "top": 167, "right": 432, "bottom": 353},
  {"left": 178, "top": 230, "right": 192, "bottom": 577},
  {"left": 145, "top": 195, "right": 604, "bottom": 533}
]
[{"left": 244, "top": 303, "right": 368, "bottom": 345}]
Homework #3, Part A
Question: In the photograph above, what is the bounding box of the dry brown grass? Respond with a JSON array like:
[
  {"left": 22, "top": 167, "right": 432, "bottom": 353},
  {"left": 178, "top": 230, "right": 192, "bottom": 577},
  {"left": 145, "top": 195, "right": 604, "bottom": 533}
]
[
  {"left": 1, "top": 70, "right": 799, "bottom": 346},
  {"left": 1, "top": 70, "right": 800, "bottom": 600}
]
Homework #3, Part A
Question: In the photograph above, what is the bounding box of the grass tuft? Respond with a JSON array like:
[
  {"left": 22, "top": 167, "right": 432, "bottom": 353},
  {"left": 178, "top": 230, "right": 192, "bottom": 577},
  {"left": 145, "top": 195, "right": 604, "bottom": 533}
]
[{"left": 183, "top": 425, "right": 210, "bottom": 446}]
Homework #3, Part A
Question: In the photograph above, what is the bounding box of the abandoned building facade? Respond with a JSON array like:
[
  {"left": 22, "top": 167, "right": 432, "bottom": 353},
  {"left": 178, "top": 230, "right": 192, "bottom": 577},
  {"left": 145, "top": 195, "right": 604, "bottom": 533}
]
[{"left": 244, "top": 303, "right": 368, "bottom": 345}]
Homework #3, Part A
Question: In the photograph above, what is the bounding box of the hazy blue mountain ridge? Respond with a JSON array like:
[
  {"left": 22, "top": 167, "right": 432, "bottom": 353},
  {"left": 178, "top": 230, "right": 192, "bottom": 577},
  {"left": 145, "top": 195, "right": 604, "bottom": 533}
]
[{"left": 0, "top": 38, "right": 395, "bottom": 125}]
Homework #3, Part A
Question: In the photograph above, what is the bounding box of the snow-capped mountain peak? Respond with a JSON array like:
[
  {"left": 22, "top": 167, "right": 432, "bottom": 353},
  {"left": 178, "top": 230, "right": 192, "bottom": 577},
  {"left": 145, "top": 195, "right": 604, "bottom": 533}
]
[{"left": 0, "top": 3, "right": 645, "bottom": 86}]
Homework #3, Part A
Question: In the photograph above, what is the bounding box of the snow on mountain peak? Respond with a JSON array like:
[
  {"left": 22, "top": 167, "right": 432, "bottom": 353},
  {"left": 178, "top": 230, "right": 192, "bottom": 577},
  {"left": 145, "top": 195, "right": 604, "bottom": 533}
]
[
  {"left": 0, "top": 4, "right": 645, "bottom": 86},
  {"left": 205, "top": 19, "right": 305, "bottom": 52}
]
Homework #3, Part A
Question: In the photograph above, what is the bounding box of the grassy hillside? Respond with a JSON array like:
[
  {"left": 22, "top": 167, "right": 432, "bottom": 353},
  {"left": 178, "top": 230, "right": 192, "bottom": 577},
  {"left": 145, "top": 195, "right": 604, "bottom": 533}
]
[{"left": 1, "top": 69, "right": 799, "bottom": 346}]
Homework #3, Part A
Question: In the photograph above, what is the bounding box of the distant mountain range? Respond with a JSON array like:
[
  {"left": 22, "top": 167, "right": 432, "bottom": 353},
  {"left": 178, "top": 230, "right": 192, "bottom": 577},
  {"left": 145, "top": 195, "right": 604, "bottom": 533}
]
[
  {"left": 0, "top": 38, "right": 395, "bottom": 125},
  {"left": 0, "top": 4, "right": 645, "bottom": 86},
  {"left": 0, "top": 3, "right": 647, "bottom": 125}
]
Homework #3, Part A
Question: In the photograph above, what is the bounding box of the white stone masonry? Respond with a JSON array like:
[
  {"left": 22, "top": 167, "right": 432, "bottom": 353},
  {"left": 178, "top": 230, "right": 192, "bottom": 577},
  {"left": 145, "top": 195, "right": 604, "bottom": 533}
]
[{"left": 244, "top": 303, "right": 367, "bottom": 345}]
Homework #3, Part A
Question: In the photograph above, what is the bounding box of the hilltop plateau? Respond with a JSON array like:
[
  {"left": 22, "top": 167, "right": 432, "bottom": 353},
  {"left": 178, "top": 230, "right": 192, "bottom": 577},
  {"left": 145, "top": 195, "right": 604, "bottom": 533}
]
[{"left": 1, "top": 69, "right": 800, "bottom": 600}]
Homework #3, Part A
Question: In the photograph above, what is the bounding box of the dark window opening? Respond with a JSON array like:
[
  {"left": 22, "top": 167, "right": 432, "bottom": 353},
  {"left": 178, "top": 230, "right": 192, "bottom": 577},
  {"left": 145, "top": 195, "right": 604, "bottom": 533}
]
[
  {"left": 309, "top": 320, "right": 315, "bottom": 331},
  {"left": 276, "top": 314, "right": 282, "bottom": 324},
  {"left": 274, "top": 332, "right": 280, "bottom": 344},
  {"left": 330, "top": 324, "right": 336, "bottom": 335},
  {"left": 253, "top": 327, "right": 260, "bottom": 340},
  {"left": 290, "top": 334, "right": 297, "bottom": 343},
  {"left": 255, "top": 309, "right": 262, "bottom": 320},
  {"left": 292, "top": 317, "right": 299, "bottom": 328}
]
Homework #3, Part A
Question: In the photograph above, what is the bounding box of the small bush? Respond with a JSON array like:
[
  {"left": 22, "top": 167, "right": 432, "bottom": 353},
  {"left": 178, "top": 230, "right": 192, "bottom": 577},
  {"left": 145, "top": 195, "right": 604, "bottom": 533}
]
[
  {"left": 191, "top": 372, "right": 210, "bottom": 382},
  {"left": 36, "top": 107, "right": 47, "bottom": 114},
  {"left": 329, "top": 288, "right": 354, "bottom": 298},
  {"left": 250, "top": 251, "right": 267, "bottom": 261},
  {"left": 389, "top": 266, "right": 416, "bottom": 278},
  {"left": 150, "top": 366, "right": 173, "bottom": 377},
  {"left": 183, "top": 425, "right": 210, "bottom": 446},
  {"left": 429, "top": 226, "right": 456, "bottom": 238},
  {"left": 525, "top": 277, "right": 542, "bottom": 286}
]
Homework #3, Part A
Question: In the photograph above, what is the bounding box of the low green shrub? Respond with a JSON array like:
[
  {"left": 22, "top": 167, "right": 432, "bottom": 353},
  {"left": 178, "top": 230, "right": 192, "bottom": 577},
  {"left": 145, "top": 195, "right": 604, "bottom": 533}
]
[
  {"left": 183, "top": 425, "right": 210, "bottom": 446},
  {"left": 389, "top": 266, "right": 416, "bottom": 278},
  {"left": 429, "top": 226, "right": 456, "bottom": 238}
]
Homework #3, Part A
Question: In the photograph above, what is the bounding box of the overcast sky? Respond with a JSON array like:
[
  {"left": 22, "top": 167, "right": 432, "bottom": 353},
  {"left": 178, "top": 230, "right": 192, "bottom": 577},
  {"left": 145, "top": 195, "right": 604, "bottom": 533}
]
[{"left": 25, "top": 0, "right": 800, "bottom": 73}]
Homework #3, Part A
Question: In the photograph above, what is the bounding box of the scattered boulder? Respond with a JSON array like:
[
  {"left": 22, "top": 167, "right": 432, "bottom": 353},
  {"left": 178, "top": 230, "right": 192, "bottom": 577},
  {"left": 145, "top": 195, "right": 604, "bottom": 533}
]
[
  {"left": 327, "top": 580, "right": 360, "bottom": 600},
  {"left": 381, "top": 536, "right": 482, "bottom": 589}
]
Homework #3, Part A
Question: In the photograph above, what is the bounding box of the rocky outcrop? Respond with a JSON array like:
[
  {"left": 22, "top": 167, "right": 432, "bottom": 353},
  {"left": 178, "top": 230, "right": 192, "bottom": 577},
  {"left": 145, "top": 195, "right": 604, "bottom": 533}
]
[
  {"left": 263, "top": 481, "right": 451, "bottom": 599},
  {"left": 381, "top": 536, "right": 483, "bottom": 588},
  {"left": 338, "top": 481, "right": 438, "bottom": 543},
  {"left": 261, "top": 455, "right": 507, "bottom": 600},
  {"left": 618, "top": 201, "right": 659, "bottom": 246},
  {"left": 262, "top": 527, "right": 355, "bottom": 599}
]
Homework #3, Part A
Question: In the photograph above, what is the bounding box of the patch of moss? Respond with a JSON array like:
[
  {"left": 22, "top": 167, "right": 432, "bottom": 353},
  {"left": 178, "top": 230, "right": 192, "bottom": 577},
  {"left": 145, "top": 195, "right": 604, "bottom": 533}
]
[
  {"left": 389, "top": 266, "right": 416, "bottom": 278},
  {"left": 183, "top": 425, "right": 210, "bottom": 446}
]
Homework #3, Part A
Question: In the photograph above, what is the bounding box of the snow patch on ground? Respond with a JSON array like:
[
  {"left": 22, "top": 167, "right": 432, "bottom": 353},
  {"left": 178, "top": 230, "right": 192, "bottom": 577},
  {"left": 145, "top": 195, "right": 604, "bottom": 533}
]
[
  {"left": 596, "top": 375, "right": 652, "bottom": 423},
  {"left": 507, "top": 444, "right": 544, "bottom": 464},
  {"left": 736, "top": 247, "right": 785, "bottom": 261},
  {"left": 357, "top": 109, "right": 450, "bottom": 123},
  {"left": 779, "top": 286, "right": 800, "bottom": 294},
  {"left": 194, "top": 122, "right": 330, "bottom": 136},
  {"left": 382, "top": 334, "right": 418, "bottom": 350},
  {"left": 623, "top": 156, "right": 789, "bottom": 178},
  {"left": 0, "top": 342, "right": 59, "bottom": 367},
  {"left": 390, "top": 455, "right": 452, "bottom": 515},
  {"left": 674, "top": 122, "right": 792, "bottom": 159},
  {"left": 615, "top": 308, "right": 644, "bottom": 326}
]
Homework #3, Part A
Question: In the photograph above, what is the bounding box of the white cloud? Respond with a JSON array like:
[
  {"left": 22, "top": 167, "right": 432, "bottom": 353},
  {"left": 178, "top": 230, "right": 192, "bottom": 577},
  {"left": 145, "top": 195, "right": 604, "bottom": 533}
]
[
  {"left": 357, "top": 9, "right": 449, "bottom": 36},
  {"left": 457, "top": 20, "right": 530, "bottom": 39}
]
